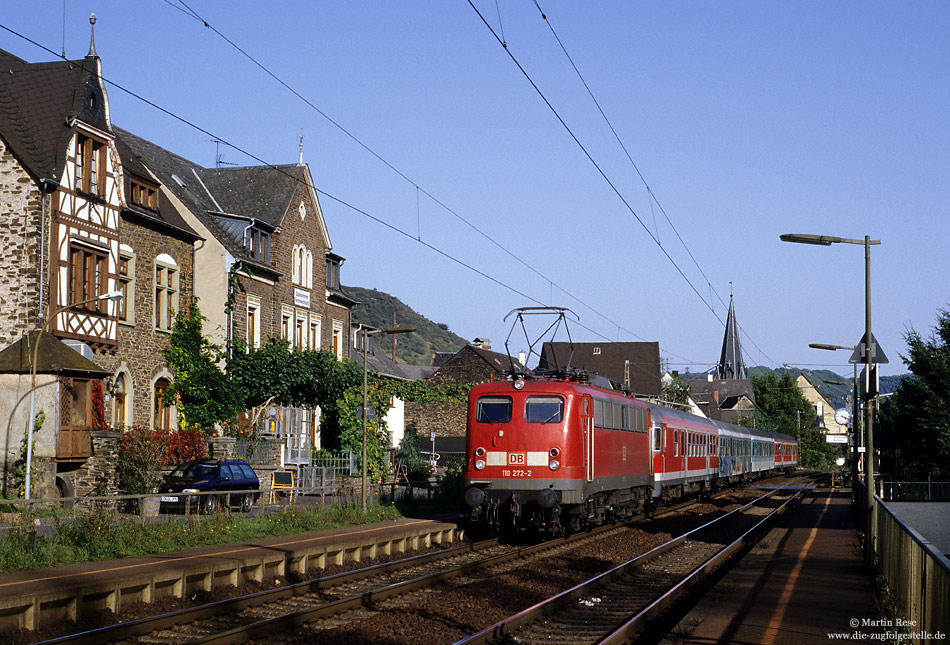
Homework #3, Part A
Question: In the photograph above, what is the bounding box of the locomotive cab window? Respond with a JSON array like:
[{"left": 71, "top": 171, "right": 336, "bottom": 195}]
[
  {"left": 476, "top": 396, "right": 512, "bottom": 424},
  {"left": 525, "top": 396, "right": 564, "bottom": 424}
]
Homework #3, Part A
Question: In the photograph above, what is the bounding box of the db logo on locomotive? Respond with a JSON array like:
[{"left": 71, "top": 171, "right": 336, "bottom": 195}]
[{"left": 508, "top": 452, "right": 527, "bottom": 466}]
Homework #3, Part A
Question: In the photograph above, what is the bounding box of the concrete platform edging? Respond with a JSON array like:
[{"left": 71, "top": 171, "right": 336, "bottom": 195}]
[{"left": 0, "top": 518, "right": 462, "bottom": 633}]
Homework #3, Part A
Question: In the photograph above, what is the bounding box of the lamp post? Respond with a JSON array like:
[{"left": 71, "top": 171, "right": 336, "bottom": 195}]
[
  {"left": 360, "top": 326, "right": 415, "bottom": 512},
  {"left": 809, "top": 343, "right": 860, "bottom": 495},
  {"left": 26, "top": 290, "right": 123, "bottom": 499},
  {"left": 783, "top": 233, "right": 880, "bottom": 564}
]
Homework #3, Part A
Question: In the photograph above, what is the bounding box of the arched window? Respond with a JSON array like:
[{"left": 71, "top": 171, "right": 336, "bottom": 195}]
[
  {"left": 292, "top": 244, "right": 313, "bottom": 289},
  {"left": 154, "top": 377, "right": 172, "bottom": 432}
]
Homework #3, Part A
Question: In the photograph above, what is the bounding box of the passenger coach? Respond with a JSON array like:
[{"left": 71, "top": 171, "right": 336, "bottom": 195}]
[{"left": 463, "top": 373, "right": 797, "bottom": 535}]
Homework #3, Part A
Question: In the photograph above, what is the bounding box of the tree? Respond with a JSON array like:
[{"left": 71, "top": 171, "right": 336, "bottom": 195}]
[
  {"left": 162, "top": 299, "right": 242, "bottom": 431},
  {"left": 228, "top": 339, "right": 364, "bottom": 449},
  {"left": 877, "top": 308, "right": 950, "bottom": 479},
  {"left": 751, "top": 372, "right": 837, "bottom": 468},
  {"left": 660, "top": 374, "right": 692, "bottom": 410}
]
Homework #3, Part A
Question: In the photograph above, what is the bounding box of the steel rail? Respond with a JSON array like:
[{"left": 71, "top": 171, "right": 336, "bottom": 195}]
[
  {"left": 35, "top": 538, "right": 502, "bottom": 645},
  {"left": 40, "top": 479, "right": 797, "bottom": 644},
  {"left": 454, "top": 486, "right": 805, "bottom": 645}
]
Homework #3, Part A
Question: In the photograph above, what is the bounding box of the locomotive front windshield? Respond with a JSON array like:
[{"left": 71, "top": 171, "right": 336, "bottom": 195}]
[
  {"left": 525, "top": 396, "right": 564, "bottom": 424},
  {"left": 476, "top": 396, "right": 512, "bottom": 423}
]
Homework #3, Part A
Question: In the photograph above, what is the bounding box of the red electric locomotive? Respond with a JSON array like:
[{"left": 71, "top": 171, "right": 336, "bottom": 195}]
[
  {"left": 461, "top": 308, "right": 798, "bottom": 535},
  {"left": 463, "top": 372, "right": 654, "bottom": 535}
]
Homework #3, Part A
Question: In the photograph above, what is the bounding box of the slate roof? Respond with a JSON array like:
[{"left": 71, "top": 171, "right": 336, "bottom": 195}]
[
  {"left": 199, "top": 164, "right": 305, "bottom": 229},
  {"left": 0, "top": 49, "right": 111, "bottom": 184},
  {"left": 113, "top": 133, "right": 201, "bottom": 241},
  {"left": 0, "top": 331, "right": 111, "bottom": 377},
  {"left": 538, "top": 341, "right": 662, "bottom": 396},
  {"left": 115, "top": 127, "right": 279, "bottom": 277}
]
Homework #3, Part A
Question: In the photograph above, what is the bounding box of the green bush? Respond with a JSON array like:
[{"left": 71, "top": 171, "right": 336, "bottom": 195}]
[{"left": 395, "top": 425, "right": 432, "bottom": 481}]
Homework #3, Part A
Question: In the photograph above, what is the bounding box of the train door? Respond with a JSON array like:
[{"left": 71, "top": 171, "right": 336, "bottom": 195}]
[{"left": 583, "top": 395, "right": 594, "bottom": 482}]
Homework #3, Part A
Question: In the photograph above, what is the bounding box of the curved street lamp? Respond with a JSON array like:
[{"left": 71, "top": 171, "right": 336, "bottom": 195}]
[
  {"left": 782, "top": 233, "right": 880, "bottom": 564},
  {"left": 25, "top": 290, "right": 122, "bottom": 500}
]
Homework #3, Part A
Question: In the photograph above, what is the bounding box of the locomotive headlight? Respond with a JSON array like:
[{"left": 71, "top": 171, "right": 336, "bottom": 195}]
[
  {"left": 475, "top": 459, "right": 486, "bottom": 470},
  {"left": 549, "top": 447, "right": 560, "bottom": 458},
  {"left": 474, "top": 447, "right": 486, "bottom": 458},
  {"left": 513, "top": 378, "right": 525, "bottom": 390},
  {"left": 548, "top": 460, "right": 560, "bottom": 471}
]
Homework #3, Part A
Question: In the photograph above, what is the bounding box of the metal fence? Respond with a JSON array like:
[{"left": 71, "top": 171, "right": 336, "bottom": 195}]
[
  {"left": 419, "top": 451, "right": 465, "bottom": 472},
  {"left": 875, "top": 497, "right": 950, "bottom": 643},
  {"left": 312, "top": 451, "right": 360, "bottom": 476},
  {"left": 878, "top": 479, "right": 950, "bottom": 502}
]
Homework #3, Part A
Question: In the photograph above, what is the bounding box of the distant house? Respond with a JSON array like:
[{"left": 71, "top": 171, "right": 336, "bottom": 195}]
[
  {"left": 687, "top": 375, "right": 756, "bottom": 425},
  {"left": 538, "top": 341, "right": 661, "bottom": 396},
  {"left": 796, "top": 373, "right": 848, "bottom": 435},
  {"left": 404, "top": 342, "right": 522, "bottom": 444}
]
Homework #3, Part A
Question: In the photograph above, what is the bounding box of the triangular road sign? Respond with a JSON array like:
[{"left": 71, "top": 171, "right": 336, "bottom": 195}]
[{"left": 849, "top": 332, "right": 889, "bottom": 364}]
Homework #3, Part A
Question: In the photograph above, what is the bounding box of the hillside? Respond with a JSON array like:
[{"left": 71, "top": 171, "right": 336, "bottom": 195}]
[
  {"left": 751, "top": 366, "right": 907, "bottom": 410},
  {"left": 345, "top": 286, "right": 467, "bottom": 366}
]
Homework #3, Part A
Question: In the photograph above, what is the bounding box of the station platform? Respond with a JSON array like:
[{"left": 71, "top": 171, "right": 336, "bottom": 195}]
[
  {"left": 662, "top": 487, "right": 880, "bottom": 645},
  {"left": 0, "top": 514, "right": 461, "bottom": 635}
]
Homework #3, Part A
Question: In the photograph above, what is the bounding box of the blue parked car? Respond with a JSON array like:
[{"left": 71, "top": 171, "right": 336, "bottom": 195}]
[{"left": 159, "top": 459, "right": 260, "bottom": 513}]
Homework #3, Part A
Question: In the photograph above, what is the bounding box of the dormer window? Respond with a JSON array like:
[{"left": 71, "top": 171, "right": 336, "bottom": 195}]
[
  {"left": 246, "top": 227, "right": 270, "bottom": 263},
  {"left": 130, "top": 180, "right": 158, "bottom": 211},
  {"left": 75, "top": 133, "right": 105, "bottom": 196},
  {"left": 326, "top": 255, "right": 341, "bottom": 291}
]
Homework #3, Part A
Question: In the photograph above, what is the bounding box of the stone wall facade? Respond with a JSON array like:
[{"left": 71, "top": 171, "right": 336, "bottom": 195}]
[
  {"left": 0, "top": 138, "right": 43, "bottom": 349},
  {"left": 92, "top": 214, "right": 195, "bottom": 431},
  {"left": 228, "top": 178, "right": 350, "bottom": 355},
  {"left": 405, "top": 401, "right": 467, "bottom": 439}
]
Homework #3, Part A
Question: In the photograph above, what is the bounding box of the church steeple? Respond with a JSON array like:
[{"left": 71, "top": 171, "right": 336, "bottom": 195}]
[{"left": 716, "top": 294, "right": 746, "bottom": 380}]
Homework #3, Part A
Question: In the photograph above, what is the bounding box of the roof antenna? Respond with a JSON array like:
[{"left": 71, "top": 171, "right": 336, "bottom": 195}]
[
  {"left": 298, "top": 130, "right": 304, "bottom": 165},
  {"left": 87, "top": 13, "right": 97, "bottom": 58}
]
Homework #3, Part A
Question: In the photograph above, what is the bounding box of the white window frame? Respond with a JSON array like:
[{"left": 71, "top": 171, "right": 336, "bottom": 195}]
[
  {"left": 118, "top": 245, "right": 135, "bottom": 325},
  {"left": 309, "top": 314, "right": 322, "bottom": 350},
  {"left": 154, "top": 254, "right": 179, "bottom": 332},
  {"left": 247, "top": 295, "right": 261, "bottom": 349}
]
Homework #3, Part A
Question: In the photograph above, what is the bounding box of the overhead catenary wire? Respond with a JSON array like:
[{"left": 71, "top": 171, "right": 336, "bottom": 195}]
[
  {"left": 516, "top": 1, "right": 779, "bottom": 368},
  {"left": 160, "top": 1, "right": 697, "bottom": 375},
  {"left": 465, "top": 0, "right": 725, "bottom": 332},
  {"left": 0, "top": 16, "right": 697, "bottom": 380},
  {"left": 0, "top": 21, "right": 683, "bottom": 382}
]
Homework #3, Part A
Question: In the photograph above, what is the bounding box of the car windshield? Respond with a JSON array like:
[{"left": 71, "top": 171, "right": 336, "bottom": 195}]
[
  {"left": 171, "top": 463, "right": 219, "bottom": 479},
  {"left": 476, "top": 396, "right": 512, "bottom": 424}
]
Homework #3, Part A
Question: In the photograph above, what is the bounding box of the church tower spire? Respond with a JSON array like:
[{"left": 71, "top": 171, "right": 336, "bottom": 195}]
[{"left": 716, "top": 294, "right": 746, "bottom": 380}]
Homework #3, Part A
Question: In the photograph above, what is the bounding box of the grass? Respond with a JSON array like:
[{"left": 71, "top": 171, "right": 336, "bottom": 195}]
[{"left": 0, "top": 502, "right": 407, "bottom": 574}]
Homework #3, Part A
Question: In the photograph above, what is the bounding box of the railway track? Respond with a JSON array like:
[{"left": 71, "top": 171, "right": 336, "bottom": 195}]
[
  {"left": 455, "top": 485, "right": 807, "bottom": 644},
  {"left": 40, "top": 511, "right": 663, "bottom": 645},
  {"left": 39, "top": 478, "right": 805, "bottom": 644}
]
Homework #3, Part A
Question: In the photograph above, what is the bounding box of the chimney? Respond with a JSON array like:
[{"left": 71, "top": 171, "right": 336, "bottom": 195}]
[{"left": 472, "top": 338, "right": 492, "bottom": 350}]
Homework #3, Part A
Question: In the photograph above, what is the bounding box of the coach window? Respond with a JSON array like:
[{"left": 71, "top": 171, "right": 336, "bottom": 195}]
[
  {"left": 476, "top": 396, "right": 512, "bottom": 424},
  {"left": 653, "top": 426, "right": 662, "bottom": 452},
  {"left": 525, "top": 396, "right": 563, "bottom": 424}
]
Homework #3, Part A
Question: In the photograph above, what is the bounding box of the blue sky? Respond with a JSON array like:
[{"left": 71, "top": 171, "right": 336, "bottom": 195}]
[{"left": 3, "top": 1, "right": 948, "bottom": 378}]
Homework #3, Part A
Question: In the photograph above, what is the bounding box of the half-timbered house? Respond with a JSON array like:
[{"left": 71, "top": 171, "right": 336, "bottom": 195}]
[{"left": 0, "top": 30, "right": 199, "bottom": 497}]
